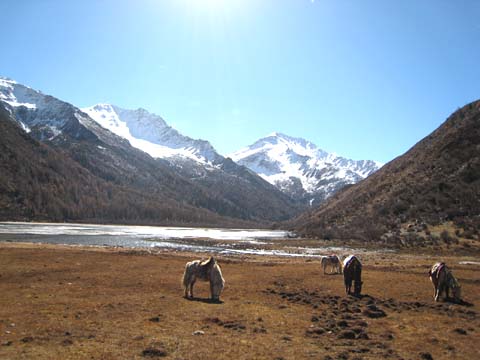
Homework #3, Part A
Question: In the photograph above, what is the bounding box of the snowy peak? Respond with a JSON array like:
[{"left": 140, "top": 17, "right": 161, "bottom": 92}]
[
  {"left": 0, "top": 77, "right": 40, "bottom": 110},
  {"left": 83, "top": 104, "right": 222, "bottom": 165},
  {"left": 0, "top": 77, "right": 92, "bottom": 140},
  {"left": 230, "top": 133, "right": 382, "bottom": 205}
]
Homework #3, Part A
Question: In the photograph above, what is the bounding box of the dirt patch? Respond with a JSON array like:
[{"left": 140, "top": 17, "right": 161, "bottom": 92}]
[{"left": 204, "top": 317, "right": 246, "bottom": 331}]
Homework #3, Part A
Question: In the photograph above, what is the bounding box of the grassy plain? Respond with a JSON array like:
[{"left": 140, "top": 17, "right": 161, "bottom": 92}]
[{"left": 0, "top": 243, "right": 479, "bottom": 359}]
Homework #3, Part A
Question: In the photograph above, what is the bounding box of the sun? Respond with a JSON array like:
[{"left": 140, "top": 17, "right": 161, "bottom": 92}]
[
  {"left": 177, "top": 0, "right": 249, "bottom": 23},
  {"left": 190, "top": 0, "right": 229, "bottom": 12}
]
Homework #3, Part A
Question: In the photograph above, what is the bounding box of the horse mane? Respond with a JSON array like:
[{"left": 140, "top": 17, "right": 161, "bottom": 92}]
[{"left": 200, "top": 256, "right": 215, "bottom": 267}]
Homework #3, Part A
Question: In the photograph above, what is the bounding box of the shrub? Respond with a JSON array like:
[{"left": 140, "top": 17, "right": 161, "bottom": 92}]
[{"left": 440, "top": 230, "right": 458, "bottom": 244}]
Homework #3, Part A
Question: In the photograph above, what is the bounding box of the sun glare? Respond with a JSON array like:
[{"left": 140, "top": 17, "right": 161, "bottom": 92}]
[{"left": 185, "top": 0, "right": 246, "bottom": 15}]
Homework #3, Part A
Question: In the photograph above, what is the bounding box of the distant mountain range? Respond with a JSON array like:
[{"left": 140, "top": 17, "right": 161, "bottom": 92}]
[
  {"left": 2, "top": 75, "right": 477, "bottom": 247},
  {"left": 0, "top": 76, "right": 301, "bottom": 225},
  {"left": 83, "top": 103, "right": 382, "bottom": 206},
  {"left": 230, "top": 132, "right": 381, "bottom": 206},
  {"left": 292, "top": 100, "right": 480, "bottom": 246},
  {"left": 0, "top": 75, "right": 381, "bottom": 227}
]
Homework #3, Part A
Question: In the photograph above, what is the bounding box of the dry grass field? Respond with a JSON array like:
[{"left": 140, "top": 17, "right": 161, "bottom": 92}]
[{"left": 0, "top": 243, "right": 479, "bottom": 359}]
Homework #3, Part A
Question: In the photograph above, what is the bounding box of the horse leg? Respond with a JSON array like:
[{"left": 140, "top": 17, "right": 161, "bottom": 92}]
[
  {"left": 210, "top": 280, "right": 215, "bottom": 300},
  {"left": 446, "top": 286, "right": 450, "bottom": 300},
  {"left": 189, "top": 279, "right": 196, "bottom": 298},
  {"left": 436, "top": 283, "right": 444, "bottom": 302},
  {"left": 345, "top": 279, "right": 351, "bottom": 295},
  {"left": 434, "top": 285, "right": 440, "bottom": 302}
]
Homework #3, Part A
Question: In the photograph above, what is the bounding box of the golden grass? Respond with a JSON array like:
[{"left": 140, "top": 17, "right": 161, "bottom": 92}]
[{"left": 0, "top": 243, "right": 479, "bottom": 359}]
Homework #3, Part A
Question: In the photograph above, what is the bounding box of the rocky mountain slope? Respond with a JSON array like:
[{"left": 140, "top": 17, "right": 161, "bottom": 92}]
[
  {"left": 230, "top": 132, "right": 381, "bottom": 206},
  {"left": 292, "top": 100, "right": 480, "bottom": 247},
  {"left": 0, "top": 103, "right": 237, "bottom": 225},
  {"left": 0, "top": 77, "right": 302, "bottom": 224},
  {"left": 82, "top": 104, "right": 223, "bottom": 164}
]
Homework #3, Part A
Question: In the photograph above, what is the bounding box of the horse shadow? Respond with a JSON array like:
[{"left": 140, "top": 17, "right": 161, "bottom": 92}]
[
  {"left": 444, "top": 297, "right": 474, "bottom": 307},
  {"left": 184, "top": 296, "right": 224, "bottom": 305}
]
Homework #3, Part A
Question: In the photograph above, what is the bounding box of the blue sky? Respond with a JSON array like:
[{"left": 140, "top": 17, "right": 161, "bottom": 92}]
[{"left": 1, "top": 0, "right": 479, "bottom": 163}]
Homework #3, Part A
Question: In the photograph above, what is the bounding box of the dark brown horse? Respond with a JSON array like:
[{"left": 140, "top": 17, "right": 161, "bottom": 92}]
[{"left": 343, "top": 255, "right": 362, "bottom": 296}]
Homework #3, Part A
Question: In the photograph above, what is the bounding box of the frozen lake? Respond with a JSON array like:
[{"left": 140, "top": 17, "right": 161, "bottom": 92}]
[
  {"left": 0, "top": 222, "right": 369, "bottom": 257},
  {"left": 0, "top": 222, "right": 300, "bottom": 255}
]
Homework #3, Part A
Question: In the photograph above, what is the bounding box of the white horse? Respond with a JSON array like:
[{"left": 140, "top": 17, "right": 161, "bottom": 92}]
[
  {"left": 321, "top": 255, "right": 342, "bottom": 274},
  {"left": 182, "top": 257, "right": 225, "bottom": 301}
]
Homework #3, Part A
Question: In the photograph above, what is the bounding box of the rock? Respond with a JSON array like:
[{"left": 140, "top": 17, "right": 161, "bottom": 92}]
[
  {"left": 420, "top": 352, "right": 433, "bottom": 360},
  {"left": 338, "top": 330, "right": 356, "bottom": 339},
  {"left": 306, "top": 327, "right": 325, "bottom": 336},
  {"left": 21, "top": 336, "right": 34, "bottom": 343},
  {"left": 453, "top": 328, "right": 467, "bottom": 335},
  {"left": 193, "top": 330, "right": 205, "bottom": 336},
  {"left": 363, "top": 308, "right": 387, "bottom": 318},
  {"left": 142, "top": 344, "right": 168, "bottom": 357},
  {"left": 253, "top": 327, "right": 267, "bottom": 333},
  {"left": 337, "top": 320, "right": 349, "bottom": 328},
  {"left": 149, "top": 316, "right": 161, "bottom": 323},
  {"left": 357, "top": 332, "right": 369, "bottom": 340}
]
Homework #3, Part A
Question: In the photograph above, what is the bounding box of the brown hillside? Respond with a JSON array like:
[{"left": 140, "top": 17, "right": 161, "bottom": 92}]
[
  {"left": 0, "top": 105, "right": 252, "bottom": 227},
  {"left": 292, "top": 100, "right": 480, "bottom": 248}
]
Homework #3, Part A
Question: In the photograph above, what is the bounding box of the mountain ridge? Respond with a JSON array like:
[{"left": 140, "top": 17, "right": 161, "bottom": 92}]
[
  {"left": 230, "top": 132, "right": 382, "bottom": 206},
  {"left": 291, "top": 100, "right": 480, "bottom": 247},
  {"left": 82, "top": 103, "right": 223, "bottom": 165}
]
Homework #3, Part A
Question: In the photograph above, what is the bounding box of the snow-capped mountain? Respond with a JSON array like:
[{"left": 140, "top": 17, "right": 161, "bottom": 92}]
[
  {"left": 0, "top": 76, "right": 303, "bottom": 223},
  {"left": 230, "top": 132, "right": 382, "bottom": 205},
  {"left": 0, "top": 77, "right": 112, "bottom": 143},
  {"left": 82, "top": 104, "right": 222, "bottom": 165}
]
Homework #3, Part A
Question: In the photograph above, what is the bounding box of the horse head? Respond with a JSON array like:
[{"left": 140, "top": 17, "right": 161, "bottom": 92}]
[
  {"left": 452, "top": 285, "right": 462, "bottom": 301},
  {"left": 354, "top": 280, "right": 363, "bottom": 296}
]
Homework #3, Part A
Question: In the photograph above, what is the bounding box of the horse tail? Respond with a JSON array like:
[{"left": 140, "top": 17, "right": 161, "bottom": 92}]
[{"left": 182, "top": 263, "right": 190, "bottom": 290}]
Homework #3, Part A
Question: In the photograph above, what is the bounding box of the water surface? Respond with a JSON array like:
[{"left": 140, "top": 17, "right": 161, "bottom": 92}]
[{"left": 0, "top": 222, "right": 367, "bottom": 257}]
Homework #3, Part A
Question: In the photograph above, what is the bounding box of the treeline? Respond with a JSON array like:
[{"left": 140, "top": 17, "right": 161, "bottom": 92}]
[{"left": 0, "top": 108, "right": 255, "bottom": 228}]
